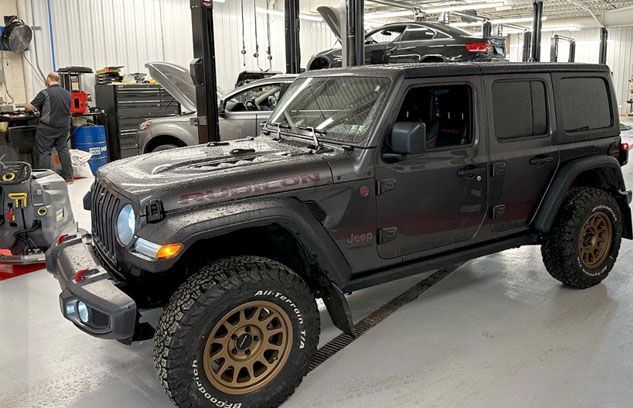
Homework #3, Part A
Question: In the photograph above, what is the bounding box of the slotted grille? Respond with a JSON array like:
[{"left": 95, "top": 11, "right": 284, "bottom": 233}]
[{"left": 91, "top": 180, "right": 122, "bottom": 265}]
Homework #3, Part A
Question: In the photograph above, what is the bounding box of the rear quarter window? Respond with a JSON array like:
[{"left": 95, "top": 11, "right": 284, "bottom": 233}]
[{"left": 560, "top": 77, "right": 612, "bottom": 133}]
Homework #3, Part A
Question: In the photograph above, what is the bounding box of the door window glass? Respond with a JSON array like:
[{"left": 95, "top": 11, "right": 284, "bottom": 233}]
[
  {"left": 560, "top": 77, "right": 612, "bottom": 132},
  {"left": 389, "top": 85, "right": 472, "bottom": 151},
  {"left": 401, "top": 25, "right": 436, "bottom": 41},
  {"left": 365, "top": 26, "right": 406, "bottom": 44},
  {"left": 225, "top": 84, "right": 282, "bottom": 112},
  {"left": 493, "top": 80, "right": 548, "bottom": 140}
]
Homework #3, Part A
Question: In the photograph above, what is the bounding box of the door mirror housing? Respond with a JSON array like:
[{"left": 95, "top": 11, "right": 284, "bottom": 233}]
[
  {"left": 390, "top": 122, "right": 426, "bottom": 155},
  {"left": 218, "top": 100, "right": 226, "bottom": 117}
]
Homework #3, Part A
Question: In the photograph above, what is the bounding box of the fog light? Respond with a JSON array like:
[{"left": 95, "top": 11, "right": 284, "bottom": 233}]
[{"left": 77, "top": 301, "right": 89, "bottom": 324}]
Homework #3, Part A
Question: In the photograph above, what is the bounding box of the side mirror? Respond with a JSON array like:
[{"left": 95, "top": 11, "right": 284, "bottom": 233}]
[
  {"left": 218, "top": 100, "right": 226, "bottom": 117},
  {"left": 390, "top": 122, "right": 425, "bottom": 155}
]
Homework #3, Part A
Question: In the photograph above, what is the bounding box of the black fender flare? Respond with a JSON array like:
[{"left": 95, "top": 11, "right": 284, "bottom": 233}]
[
  {"left": 533, "top": 155, "right": 632, "bottom": 238},
  {"left": 138, "top": 197, "right": 352, "bottom": 288}
]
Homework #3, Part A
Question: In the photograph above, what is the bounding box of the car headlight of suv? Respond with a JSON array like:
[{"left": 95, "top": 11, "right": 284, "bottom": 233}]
[
  {"left": 116, "top": 204, "right": 136, "bottom": 246},
  {"left": 139, "top": 121, "right": 152, "bottom": 131}
]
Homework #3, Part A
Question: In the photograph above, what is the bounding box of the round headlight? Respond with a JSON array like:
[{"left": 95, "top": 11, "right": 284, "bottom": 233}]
[{"left": 116, "top": 204, "right": 136, "bottom": 246}]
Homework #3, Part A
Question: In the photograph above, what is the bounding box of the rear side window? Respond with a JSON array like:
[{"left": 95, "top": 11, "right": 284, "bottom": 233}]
[
  {"left": 493, "top": 80, "right": 548, "bottom": 140},
  {"left": 560, "top": 77, "right": 612, "bottom": 132}
]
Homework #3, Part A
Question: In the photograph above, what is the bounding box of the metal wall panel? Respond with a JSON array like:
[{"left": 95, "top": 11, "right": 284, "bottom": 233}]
[
  {"left": 20, "top": 0, "right": 336, "bottom": 99},
  {"left": 508, "top": 26, "right": 633, "bottom": 112}
]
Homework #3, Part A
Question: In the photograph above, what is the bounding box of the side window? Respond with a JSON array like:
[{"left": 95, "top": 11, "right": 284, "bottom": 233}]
[
  {"left": 365, "top": 26, "right": 406, "bottom": 44},
  {"left": 560, "top": 77, "right": 612, "bottom": 133},
  {"left": 493, "top": 80, "right": 548, "bottom": 140},
  {"left": 390, "top": 85, "right": 472, "bottom": 151},
  {"left": 225, "top": 84, "right": 282, "bottom": 112},
  {"left": 401, "top": 25, "right": 436, "bottom": 41}
]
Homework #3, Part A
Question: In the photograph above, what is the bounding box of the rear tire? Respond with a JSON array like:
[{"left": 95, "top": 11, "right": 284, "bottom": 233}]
[
  {"left": 153, "top": 256, "right": 320, "bottom": 408},
  {"left": 541, "top": 187, "right": 622, "bottom": 288}
]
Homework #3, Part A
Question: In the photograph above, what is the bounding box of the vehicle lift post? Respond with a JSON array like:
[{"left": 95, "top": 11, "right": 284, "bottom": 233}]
[
  {"left": 284, "top": 0, "right": 301, "bottom": 74},
  {"left": 550, "top": 35, "right": 576, "bottom": 63},
  {"left": 190, "top": 0, "right": 220, "bottom": 143},
  {"left": 599, "top": 27, "right": 608, "bottom": 65},
  {"left": 342, "top": 0, "right": 365, "bottom": 67},
  {"left": 530, "top": 0, "right": 543, "bottom": 62},
  {"left": 522, "top": 31, "right": 532, "bottom": 62}
]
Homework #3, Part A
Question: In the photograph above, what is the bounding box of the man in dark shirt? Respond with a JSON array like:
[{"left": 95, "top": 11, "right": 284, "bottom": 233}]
[{"left": 25, "top": 72, "right": 74, "bottom": 182}]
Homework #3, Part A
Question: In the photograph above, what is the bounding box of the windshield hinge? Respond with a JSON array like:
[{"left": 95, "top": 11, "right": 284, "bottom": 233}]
[{"left": 146, "top": 199, "right": 164, "bottom": 223}]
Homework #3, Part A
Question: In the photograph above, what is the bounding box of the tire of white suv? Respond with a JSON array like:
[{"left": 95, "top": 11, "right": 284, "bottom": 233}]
[
  {"left": 541, "top": 187, "right": 622, "bottom": 289},
  {"left": 153, "top": 256, "right": 320, "bottom": 408}
]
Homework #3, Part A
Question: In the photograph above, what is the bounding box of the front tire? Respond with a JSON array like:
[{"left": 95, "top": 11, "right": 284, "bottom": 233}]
[
  {"left": 541, "top": 187, "right": 622, "bottom": 288},
  {"left": 153, "top": 256, "right": 319, "bottom": 408}
]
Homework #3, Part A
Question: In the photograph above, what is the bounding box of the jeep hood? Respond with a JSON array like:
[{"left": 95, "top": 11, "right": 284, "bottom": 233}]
[
  {"left": 146, "top": 62, "right": 197, "bottom": 112},
  {"left": 98, "top": 137, "right": 334, "bottom": 212}
]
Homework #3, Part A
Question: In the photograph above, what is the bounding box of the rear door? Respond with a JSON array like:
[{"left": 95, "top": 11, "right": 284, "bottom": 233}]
[
  {"left": 392, "top": 24, "right": 452, "bottom": 62},
  {"left": 484, "top": 73, "right": 559, "bottom": 233}
]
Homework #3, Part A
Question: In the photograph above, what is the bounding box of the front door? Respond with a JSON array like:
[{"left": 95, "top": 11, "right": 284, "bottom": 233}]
[
  {"left": 364, "top": 25, "right": 406, "bottom": 65},
  {"left": 375, "top": 78, "right": 488, "bottom": 259},
  {"left": 221, "top": 83, "right": 283, "bottom": 139},
  {"left": 484, "top": 74, "right": 559, "bottom": 232}
]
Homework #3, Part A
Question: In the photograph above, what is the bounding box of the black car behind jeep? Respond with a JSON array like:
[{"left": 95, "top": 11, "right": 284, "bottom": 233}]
[
  {"left": 48, "top": 62, "right": 631, "bottom": 408},
  {"left": 308, "top": 6, "right": 506, "bottom": 70}
]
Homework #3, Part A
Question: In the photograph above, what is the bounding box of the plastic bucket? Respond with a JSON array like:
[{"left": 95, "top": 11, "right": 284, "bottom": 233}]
[{"left": 72, "top": 125, "right": 109, "bottom": 175}]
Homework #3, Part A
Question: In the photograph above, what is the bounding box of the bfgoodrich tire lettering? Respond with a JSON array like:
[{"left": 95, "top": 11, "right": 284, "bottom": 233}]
[
  {"left": 541, "top": 187, "right": 622, "bottom": 289},
  {"left": 153, "top": 256, "right": 320, "bottom": 408}
]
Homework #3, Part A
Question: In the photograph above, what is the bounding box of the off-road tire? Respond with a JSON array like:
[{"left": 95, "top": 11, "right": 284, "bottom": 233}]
[
  {"left": 542, "top": 187, "right": 622, "bottom": 288},
  {"left": 153, "top": 256, "right": 320, "bottom": 408}
]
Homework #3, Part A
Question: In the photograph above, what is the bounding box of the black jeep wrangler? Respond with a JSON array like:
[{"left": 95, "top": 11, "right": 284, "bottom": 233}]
[{"left": 48, "top": 63, "right": 631, "bottom": 408}]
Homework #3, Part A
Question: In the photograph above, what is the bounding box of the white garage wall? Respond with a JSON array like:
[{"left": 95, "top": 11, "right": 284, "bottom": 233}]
[
  {"left": 507, "top": 26, "right": 633, "bottom": 114},
  {"left": 19, "top": 0, "right": 336, "bottom": 100}
]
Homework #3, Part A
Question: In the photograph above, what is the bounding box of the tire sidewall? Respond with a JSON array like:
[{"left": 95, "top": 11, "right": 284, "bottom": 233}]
[
  {"left": 180, "top": 280, "right": 314, "bottom": 408},
  {"left": 574, "top": 201, "right": 622, "bottom": 279}
]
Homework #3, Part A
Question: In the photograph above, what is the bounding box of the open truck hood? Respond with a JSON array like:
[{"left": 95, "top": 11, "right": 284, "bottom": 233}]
[
  {"left": 145, "top": 62, "right": 197, "bottom": 112},
  {"left": 317, "top": 6, "right": 342, "bottom": 41}
]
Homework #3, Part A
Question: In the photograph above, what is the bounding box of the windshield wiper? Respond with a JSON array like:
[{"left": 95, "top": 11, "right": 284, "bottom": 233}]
[{"left": 296, "top": 126, "right": 328, "bottom": 152}]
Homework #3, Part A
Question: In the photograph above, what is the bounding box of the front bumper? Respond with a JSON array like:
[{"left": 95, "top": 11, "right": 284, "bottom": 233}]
[{"left": 46, "top": 230, "right": 137, "bottom": 340}]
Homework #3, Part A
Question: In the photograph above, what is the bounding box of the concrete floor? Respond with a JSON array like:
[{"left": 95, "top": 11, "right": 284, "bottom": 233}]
[{"left": 2, "top": 120, "right": 633, "bottom": 408}]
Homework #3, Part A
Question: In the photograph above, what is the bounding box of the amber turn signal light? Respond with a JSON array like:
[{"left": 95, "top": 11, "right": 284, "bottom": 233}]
[{"left": 156, "top": 243, "right": 183, "bottom": 260}]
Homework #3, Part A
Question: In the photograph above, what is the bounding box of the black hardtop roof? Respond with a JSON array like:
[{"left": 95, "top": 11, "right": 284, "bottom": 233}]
[{"left": 303, "top": 62, "right": 610, "bottom": 80}]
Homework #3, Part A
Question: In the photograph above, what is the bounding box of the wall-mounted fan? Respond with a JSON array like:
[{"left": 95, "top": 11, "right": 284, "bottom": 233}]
[{"left": 1, "top": 16, "right": 33, "bottom": 53}]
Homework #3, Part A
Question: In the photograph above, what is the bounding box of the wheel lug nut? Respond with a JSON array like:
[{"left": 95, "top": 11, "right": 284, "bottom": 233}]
[
  {"left": 245, "top": 327, "right": 251, "bottom": 333},
  {"left": 231, "top": 334, "right": 238, "bottom": 340},
  {"left": 232, "top": 349, "right": 238, "bottom": 355},
  {"left": 254, "top": 336, "right": 259, "bottom": 342},
  {"left": 245, "top": 350, "right": 251, "bottom": 355}
]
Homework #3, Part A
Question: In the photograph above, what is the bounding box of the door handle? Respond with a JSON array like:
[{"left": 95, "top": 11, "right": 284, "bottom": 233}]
[
  {"left": 529, "top": 154, "right": 554, "bottom": 167},
  {"left": 457, "top": 165, "right": 485, "bottom": 179}
]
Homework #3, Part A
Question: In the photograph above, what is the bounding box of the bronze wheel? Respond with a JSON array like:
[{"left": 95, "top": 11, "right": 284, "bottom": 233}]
[
  {"left": 203, "top": 300, "right": 294, "bottom": 395},
  {"left": 578, "top": 211, "right": 613, "bottom": 270}
]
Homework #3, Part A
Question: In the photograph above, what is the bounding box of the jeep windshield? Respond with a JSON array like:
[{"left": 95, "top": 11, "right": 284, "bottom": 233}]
[{"left": 268, "top": 76, "right": 391, "bottom": 144}]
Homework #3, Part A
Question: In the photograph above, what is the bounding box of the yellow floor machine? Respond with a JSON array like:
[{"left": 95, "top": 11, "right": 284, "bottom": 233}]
[{"left": 0, "top": 162, "right": 75, "bottom": 265}]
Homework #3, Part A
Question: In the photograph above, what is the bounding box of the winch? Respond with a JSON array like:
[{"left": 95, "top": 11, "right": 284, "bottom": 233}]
[{"left": 0, "top": 162, "right": 75, "bottom": 264}]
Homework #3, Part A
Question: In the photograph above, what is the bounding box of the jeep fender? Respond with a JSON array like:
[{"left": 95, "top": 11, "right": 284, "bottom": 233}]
[
  {"left": 139, "top": 197, "right": 352, "bottom": 287},
  {"left": 534, "top": 155, "right": 632, "bottom": 238}
]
